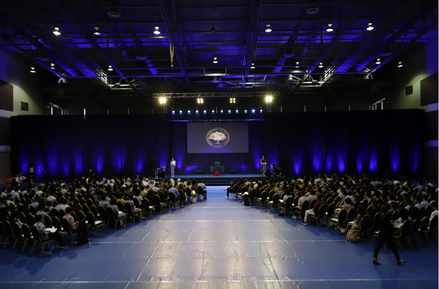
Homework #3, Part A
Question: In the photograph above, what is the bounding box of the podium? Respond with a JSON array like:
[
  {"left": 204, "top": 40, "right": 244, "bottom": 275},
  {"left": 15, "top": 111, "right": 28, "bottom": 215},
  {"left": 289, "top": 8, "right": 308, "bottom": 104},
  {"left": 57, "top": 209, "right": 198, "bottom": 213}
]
[
  {"left": 210, "top": 161, "right": 225, "bottom": 173},
  {"left": 261, "top": 162, "right": 267, "bottom": 174}
]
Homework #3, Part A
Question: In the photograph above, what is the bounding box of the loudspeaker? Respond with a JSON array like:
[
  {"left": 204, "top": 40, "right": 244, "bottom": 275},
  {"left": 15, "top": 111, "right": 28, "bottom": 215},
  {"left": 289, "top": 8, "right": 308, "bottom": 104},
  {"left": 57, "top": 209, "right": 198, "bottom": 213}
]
[
  {"left": 196, "top": 169, "right": 203, "bottom": 174},
  {"left": 230, "top": 169, "right": 237, "bottom": 174}
]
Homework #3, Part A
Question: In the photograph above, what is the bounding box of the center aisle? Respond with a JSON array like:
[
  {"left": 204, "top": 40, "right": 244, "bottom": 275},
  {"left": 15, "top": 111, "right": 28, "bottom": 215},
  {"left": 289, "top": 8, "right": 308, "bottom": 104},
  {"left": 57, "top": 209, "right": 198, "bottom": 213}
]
[{"left": 1, "top": 186, "right": 437, "bottom": 289}]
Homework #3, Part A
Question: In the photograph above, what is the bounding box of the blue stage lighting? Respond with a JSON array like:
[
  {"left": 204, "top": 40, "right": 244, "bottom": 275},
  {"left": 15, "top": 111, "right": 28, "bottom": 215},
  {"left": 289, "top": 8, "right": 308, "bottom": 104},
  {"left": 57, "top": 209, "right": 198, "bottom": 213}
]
[
  {"left": 236, "top": 109, "right": 239, "bottom": 113},
  {"left": 204, "top": 110, "right": 207, "bottom": 114},
  {"left": 172, "top": 110, "right": 175, "bottom": 114},
  {"left": 179, "top": 110, "right": 182, "bottom": 114},
  {"left": 228, "top": 110, "right": 231, "bottom": 114},
  {"left": 252, "top": 109, "right": 255, "bottom": 113},
  {"left": 220, "top": 109, "right": 223, "bottom": 114},
  {"left": 196, "top": 110, "right": 199, "bottom": 114},
  {"left": 212, "top": 109, "right": 215, "bottom": 113},
  {"left": 244, "top": 110, "right": 248, "bottom": 113},
  {"left": 260, "top": 109, "right": 263, "bottom": 113},
  {"left": 188, "top": 110, "right": 191, "bottom": 114}
]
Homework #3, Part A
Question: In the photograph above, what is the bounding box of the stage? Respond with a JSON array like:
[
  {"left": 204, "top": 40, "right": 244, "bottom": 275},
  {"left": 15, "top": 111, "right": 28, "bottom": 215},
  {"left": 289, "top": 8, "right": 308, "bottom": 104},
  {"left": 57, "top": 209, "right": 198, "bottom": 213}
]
[{"left": 162, "top": 173, "right": 262, "bottom": 186}]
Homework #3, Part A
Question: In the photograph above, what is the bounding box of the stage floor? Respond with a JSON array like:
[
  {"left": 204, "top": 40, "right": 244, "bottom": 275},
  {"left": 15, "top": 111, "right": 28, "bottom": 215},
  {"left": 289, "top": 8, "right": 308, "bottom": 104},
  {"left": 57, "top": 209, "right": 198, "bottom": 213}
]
[{"left": 171, "top": 173, "right": 262, "bottom": 179}]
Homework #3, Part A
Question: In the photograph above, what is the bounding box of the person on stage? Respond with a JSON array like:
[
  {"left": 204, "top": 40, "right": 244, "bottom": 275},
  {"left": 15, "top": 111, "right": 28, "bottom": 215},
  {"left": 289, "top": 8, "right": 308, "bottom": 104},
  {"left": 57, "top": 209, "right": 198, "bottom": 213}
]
[
  {"left": 260, "top": 155, "right": 267, "bottom": 176},
  {"left": 170, "top": 157, "right": 176, "bottom": 178}
]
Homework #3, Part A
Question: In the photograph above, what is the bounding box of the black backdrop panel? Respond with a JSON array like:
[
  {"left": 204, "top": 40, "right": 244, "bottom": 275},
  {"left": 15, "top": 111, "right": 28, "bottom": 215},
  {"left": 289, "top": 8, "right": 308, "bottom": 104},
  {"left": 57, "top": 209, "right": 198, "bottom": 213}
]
[{"left": 11, "top": 110, "right": 423, "bottom": 180}]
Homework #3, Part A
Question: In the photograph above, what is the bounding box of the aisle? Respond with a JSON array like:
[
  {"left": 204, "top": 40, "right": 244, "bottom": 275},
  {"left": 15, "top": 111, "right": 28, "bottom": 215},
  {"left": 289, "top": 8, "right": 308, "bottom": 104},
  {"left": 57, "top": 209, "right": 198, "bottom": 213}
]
[{"left": 0, "top": 186, "right": 437, "bottom": 289}]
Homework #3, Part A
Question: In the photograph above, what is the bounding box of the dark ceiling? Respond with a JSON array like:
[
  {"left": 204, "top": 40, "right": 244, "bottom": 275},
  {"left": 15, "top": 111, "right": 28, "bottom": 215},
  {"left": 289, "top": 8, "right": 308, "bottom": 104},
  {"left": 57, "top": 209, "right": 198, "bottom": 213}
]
[{"left": 0, "top": 0, "right": 437, "bottom": 100}]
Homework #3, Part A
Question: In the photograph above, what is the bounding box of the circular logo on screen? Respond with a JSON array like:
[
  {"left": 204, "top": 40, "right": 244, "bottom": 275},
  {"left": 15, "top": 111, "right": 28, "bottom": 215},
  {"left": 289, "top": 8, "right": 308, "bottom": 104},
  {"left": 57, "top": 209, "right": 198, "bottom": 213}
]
[{"left": 206, "top": 127, "right": 229, "bottom": 148}]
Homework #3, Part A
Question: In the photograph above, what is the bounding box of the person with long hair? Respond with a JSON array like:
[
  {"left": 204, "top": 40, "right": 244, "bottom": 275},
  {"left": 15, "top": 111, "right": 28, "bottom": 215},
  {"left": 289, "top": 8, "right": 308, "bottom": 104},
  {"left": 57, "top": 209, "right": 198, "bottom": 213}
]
[{"left": 373, "top": 204, "right": 406, "bottom": 265}]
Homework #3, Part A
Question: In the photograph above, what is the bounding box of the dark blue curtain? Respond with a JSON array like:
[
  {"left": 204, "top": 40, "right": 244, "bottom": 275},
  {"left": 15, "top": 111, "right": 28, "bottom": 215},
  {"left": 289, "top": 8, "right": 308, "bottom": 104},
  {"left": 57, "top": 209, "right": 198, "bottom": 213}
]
[{"left": 11, "top": 110, "right": 423, "bottom": 180}]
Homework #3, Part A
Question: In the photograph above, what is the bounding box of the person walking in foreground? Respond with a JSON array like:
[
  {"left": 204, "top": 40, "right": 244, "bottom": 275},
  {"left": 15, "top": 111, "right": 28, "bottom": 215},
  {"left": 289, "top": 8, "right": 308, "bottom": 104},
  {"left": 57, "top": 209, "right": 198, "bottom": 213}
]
[{"left": 373, "top": 205, "right": 406, "bottom": 265}]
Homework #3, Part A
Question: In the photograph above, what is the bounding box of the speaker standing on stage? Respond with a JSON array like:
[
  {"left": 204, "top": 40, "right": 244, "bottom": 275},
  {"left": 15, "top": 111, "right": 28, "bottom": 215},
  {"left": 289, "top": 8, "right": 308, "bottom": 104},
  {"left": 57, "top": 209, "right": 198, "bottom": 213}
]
[
  {"left": 260, "top": 155, "right": 267, "bottom": 176},
  {"left": 170, "top": 158, "right": 176, "bottom": 178}
]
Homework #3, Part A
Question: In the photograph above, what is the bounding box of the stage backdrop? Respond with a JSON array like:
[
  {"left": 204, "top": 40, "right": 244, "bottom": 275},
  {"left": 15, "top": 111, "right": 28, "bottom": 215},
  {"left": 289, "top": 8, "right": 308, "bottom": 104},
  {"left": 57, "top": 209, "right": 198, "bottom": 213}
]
[{"left": 11, "top": 110, "right": 423, "bottom": 180}]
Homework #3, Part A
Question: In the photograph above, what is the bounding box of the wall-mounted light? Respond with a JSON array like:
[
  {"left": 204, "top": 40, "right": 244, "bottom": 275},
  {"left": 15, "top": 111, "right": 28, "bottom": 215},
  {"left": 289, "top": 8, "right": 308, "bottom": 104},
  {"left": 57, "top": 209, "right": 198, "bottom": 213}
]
[
  {"left": 265, "top": 23, "right": 272, "bottom": 33},
  {"left": 53, "top": 27, "right": 61, "bottom": 36}
]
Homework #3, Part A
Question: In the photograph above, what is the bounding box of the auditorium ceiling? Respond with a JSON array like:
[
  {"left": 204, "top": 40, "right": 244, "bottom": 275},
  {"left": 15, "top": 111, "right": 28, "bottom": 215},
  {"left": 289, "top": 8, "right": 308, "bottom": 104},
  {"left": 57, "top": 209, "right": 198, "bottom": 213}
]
[{"left": 0, "top": 0, "right": 437, "bottom": 99}]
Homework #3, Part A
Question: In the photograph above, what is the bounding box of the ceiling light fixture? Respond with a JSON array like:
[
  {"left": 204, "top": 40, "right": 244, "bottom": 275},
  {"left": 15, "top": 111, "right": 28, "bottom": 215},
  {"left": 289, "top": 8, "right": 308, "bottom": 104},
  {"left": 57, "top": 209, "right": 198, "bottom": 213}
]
[
  {"left": 53, "top": 27, "right": 61, "bottom": 36},
  {"left": 265, "top": 23, "right": 272, "bottom": 33},
  {"left": 94, "top": 26, "right": 101, "bottom": 36},
  {"left": 50, "top": 63, "right": 55, "bottom": 70},
  {"left": 318, "top": 62, "right": 324, "bottom": 68},
  {"left": 153, "top": 15, "right": 161, "bottom": 35},
  {"left": 159, "top": 97, "right": 167, "bottom": 104},
  {"left": 398, "top": 61, "right": 403, "bottom": 68},
  {"left": 30, "top": 67, "right": 36, "bottom": 73},
  {"left": 210, "top": 23, "right": 217, "bottom": 33},
  {"left": 230, "top": 98, "right": 236, "bottom": 104},
  {"left": 375, "top": 58, "right": 381, "bottom": 65},
  {"left": 251, "top": 63, "right": 255, "bottom": 69},
  {"left": 213, "top": 56, "right": 218, "bottom": 64},
  {"left": 108, "top": 65, "right": 113, "bottom": 71},
  {"left": 326, "top": 23, "right": 334, "bottom": 32},
  {"left": 306, "top": 6, "right": 320, "bottom": 15},
  {"left": 367, "top": 22, "right": 374, "bottom": 31},
  {"left": 295, "top": 61, "right": 300, "bottom": 68}
]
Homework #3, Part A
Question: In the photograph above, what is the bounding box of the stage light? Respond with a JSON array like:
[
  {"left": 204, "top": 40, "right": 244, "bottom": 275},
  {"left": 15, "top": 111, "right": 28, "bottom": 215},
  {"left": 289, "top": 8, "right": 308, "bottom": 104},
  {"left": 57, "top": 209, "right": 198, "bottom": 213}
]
[
  {"left": 318, "top": 62, "right": 324, "bottom": 68},
  {"left": 375, "top": 58, "right": 381, "bottom": 65},
  {"left": 108, "top": 65, "right": 113, "bottom": 71},
  {"left": 260, "top": 109, "right": 263, "bottom": 113},
  {"left": 197, "top": 98, "right": 204, "bottom": 104},
  {"left": 244, "top": 109, "right": 248, "bottom": 113},
  {"left": 172, "top": 110, "right": 175, "bottom": 114},
  {"left": 213, "top": 56, "right": 218, "bottom": 64},
  {"left": 367, "top": 22, "right": 374, "bottom": 31},
  {"left": 220, "top": 109, "right": 223, "bottom": 114},
  {"left": 295, "top": 61, "right": 300, "bottom": 68},
  {"left": 252, "top": 109, "right": 255, "bottom": 113},
  {"left": 53, "top": 27, "right": 61, "bottom": 36},
  {"left": 179, "top": 110, "right": 182, "bottom": 114},
  {"left": 230, "top": 98, "right": 236, "bottom": 103},
  {"left": 265, "top": 23, "right": 272, "bottom": 33},
  {"left": 50, "top": 63, "right": 55, "bottom": 69},
  {"left": 94, "top": 26, "right": 101, "bottom": 36},
  {"left": 196, "top": 110, "right": 199, "bottom": 114},
  {"left": 212, "top": 109, "right": 215, "bottom": 113},
  {"left": 228, "top": 110, "right": 231, "bottom": 114},
  {"left": 265, "top": 96, "right": 273, "bottom": 103},
  {"left": 236, "top": 109, "right": 239, "bottom": 114},
  {"left": 203, "top": 110, "right": 207, "bottom": 114},
  {"left": 326, "top": 23, "right": 334, "bottom": 32},
  {"left": 398, "top": 61, "right": 403, "bottom": 68},
  {"left": 159, "top": 97, "right": 167, "bottom": 104},
  {"left": 188, "top": 110, "right": 191, "bottom": 114},
  {"left": 251, "top": 63, "right": 255, "bottom": 69},
  {"left": 30, "top": 67, "right": 36, "bottom": 73}
]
